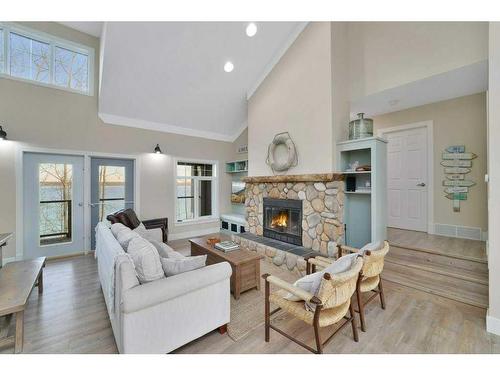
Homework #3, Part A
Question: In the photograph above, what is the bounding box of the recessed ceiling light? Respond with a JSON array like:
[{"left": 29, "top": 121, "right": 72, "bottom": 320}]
[
  {"left": 246, "top": 22, "right": 257, "bottom": 37},
  {"left": 224, "top": 61, "right": 234, "bottom": 73}
]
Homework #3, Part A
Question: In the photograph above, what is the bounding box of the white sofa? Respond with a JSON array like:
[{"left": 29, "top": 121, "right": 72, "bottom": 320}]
[{"left": 95, "top": 222, "right": 232, "bottom": 354}]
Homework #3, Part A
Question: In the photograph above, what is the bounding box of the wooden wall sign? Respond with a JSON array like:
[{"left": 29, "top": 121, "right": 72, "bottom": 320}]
[
  {"left": 442, "top": 145, "right": 475, "bottom": 212},
  {"left": 441, "top": 160, "right": 472, "bottom": 167}
]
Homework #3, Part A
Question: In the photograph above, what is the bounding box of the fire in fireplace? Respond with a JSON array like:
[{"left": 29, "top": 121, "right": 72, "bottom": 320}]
[
  {"left": 271, "top": 211, "right": 288, "bottom": 229},
  {"left": 263, "top": 198, "right": 302, "bottom": 246}
]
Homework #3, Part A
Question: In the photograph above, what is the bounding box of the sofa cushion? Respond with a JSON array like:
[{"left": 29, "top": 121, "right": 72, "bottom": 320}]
[
  {"left": 117, "top": 228, "right": 140, "bottom": 250},
  {"left": 133, "top": 223, "right": 162, "bottom": 243},
  {"left": 127, "top": 237, "right": 165, "bottom": 283},
  {"left": 150, "top": 240, "right": 186, "bottom": 260},
  {"left": 160, "top": 255, "right": 207, "bottom": 277},
  {"left": 111, "top": 223, "right": 128, "bottom": 238}
]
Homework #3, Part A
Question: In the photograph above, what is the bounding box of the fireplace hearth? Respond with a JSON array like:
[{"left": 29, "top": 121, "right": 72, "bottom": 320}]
[{"left": 263, "top": 198, "right": 302, "bottom": 246}]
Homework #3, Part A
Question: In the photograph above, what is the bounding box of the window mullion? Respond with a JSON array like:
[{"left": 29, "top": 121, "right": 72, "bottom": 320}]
[
  {"left": 194, "top": 177, "right": 200, "bottom": 219},
  {"left": 50, "top": 42, "right": 55, "bottom": 85}
]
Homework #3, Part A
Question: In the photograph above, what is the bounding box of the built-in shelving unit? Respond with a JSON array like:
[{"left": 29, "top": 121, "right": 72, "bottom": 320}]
[
  {"left": 225, "top": 160, "right": 248, "bottom": 173},
  {"left": 337, "top": 137, "right": 387, "bottom": 248}
]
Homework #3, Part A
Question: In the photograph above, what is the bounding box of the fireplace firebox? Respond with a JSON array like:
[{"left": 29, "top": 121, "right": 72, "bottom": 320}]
[{"left": 263, "top": 198, "right": 302, "bottom": 246}]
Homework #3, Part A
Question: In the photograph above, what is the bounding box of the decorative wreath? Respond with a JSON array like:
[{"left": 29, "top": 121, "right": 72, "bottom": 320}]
[{"left": 266, "top": 132, "right": 298, "bottom": 174}]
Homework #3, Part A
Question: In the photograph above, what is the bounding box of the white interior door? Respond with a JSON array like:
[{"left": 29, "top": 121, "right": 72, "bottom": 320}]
[{"left": 386, "top": 127, "right": 428, "bottom": 232}]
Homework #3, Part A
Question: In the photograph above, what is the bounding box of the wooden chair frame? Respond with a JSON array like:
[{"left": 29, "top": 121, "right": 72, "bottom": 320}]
[
  {"left": 305, "top": 244, "right": 387, "bottom": 332},
  {"left": 262, "top": 272, "right": 359, "bottom": 354}
]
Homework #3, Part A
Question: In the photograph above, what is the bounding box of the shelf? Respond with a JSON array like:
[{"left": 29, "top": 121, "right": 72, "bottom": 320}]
[
  {"left": 342, "top": 170, "right": 372, "bottom": 174},
  {"left": 345, "top": 190, "right": 372, "bottom": 195},
  {"left": 226, "top": 159, "right": 248, "bottom": 174}
]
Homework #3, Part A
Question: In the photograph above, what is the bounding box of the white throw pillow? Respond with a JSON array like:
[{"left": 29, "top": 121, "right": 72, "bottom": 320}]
[
  {"left": 132, "top": 222, "right": 160, "bottom": 242},
  {"left": 150, "top": 240, "right": 186, "bottom": 260},
  {"left": 110, "top": 223, "right": 128, "bottom": 238},
  {"left": 284, "top": 253, "right": 358, "bottom": 301},
  {"left": 116, "top": 229, "right": 140, "bottom": 250},
  {"left": 160, "top": 256, "right": 207, "bottom": 277},
  {"left": 127, "top": 237, "right": 165, "bottom": 283},
  {"left": 359, "top": 241, "right": 384, "bottom": 255}
]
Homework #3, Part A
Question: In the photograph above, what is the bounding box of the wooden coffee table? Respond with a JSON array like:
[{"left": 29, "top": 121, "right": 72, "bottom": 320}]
[{"left": 190, "top": 236, "right": 263, "bottom": 299}]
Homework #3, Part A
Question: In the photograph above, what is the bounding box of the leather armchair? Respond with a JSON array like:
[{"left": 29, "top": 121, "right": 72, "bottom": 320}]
[{"left": 107, "top": 208, "right": 168, "bottom": 243}]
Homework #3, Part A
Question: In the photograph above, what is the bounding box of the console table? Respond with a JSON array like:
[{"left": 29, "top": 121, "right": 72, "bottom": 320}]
[
  {"left": 0, "top": 257, "right": 46, "bottom": 353},
  {"left": 0, "top": 233, "right": 13, "bottom": 268}
]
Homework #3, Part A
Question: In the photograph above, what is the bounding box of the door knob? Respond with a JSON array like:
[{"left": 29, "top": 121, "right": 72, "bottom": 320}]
[
  {"left": 78, "top": 202, "right": 83, "bottom": 207},
  {"left": 417, "top": 182, "right": 426, "bottom": 187}
]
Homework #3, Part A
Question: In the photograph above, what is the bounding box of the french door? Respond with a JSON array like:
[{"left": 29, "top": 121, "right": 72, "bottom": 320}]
[
  {"left": 90, "top": 157, "right": 135, "bottom": 248},
  {"left": 23, "top": 153, "right": 85, "bottom": 259}
]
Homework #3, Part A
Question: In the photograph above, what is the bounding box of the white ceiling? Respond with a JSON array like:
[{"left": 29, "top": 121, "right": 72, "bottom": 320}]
[
  {"left": 350, "top": 60, "right": 488, "bottom": 120},
  {"left": 59, "top": 22, "right": 103, "bottom": 38},
  {"left": 98, "top": 22, "right": 306, "bottom": 141}
]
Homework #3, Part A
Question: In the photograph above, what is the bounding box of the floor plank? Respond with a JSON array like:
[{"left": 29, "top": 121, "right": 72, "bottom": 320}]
[
  {"left": 387, "top": 227, "right": 487, "bottom": 262},
  {"left": 1, "top": 237, "right": 499, "bottom": 354}
]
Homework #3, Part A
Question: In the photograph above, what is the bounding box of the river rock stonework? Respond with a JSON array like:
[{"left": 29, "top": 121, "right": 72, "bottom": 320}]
[{"left": 244, "top": 180, "right": 345, "bottom": 256}]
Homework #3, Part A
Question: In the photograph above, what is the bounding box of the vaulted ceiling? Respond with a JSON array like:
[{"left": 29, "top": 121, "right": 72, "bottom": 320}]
[{"left": 91, "top": 22, "right": 306, "bottom": 141}]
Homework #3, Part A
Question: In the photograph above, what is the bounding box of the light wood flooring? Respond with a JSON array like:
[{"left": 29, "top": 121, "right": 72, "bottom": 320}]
[
  {"left": 387, "top": 227, "right": 487, "bottom": 262},
  {"left": 1, "top": 236, "right": 499, "bottom": 354}
]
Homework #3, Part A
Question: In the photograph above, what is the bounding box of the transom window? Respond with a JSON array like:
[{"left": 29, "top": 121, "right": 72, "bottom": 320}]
[
  {"left": 176, "top": 161, "right": 217, "bottom": 223},
  {"left": 0, "top": 23, "right": 94, "bottom": 95}
]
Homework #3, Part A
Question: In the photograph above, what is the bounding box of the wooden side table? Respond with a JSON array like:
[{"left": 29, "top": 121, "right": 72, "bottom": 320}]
[{"left": 190, "top": 236, "right": 263, "bottom": 299}]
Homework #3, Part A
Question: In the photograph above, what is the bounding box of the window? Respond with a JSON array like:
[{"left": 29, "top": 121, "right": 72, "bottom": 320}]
[
  {"left": 0, "top": 29, "right": 4, "bottom": 74},
  {"left": 176, "top": 161, "right": 217, "bottom": 223},
  {"left": 0, "top": 23, "right": 93, "bottom": 95}
]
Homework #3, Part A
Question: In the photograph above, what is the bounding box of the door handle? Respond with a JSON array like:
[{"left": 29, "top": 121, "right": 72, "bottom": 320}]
[{"left": 417, "top": 182, "right": 426, "bottom": 187}]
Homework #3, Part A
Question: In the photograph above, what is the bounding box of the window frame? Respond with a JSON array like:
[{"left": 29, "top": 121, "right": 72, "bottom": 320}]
[
  {"left": 174, "top": 158, "right": 219, "bottom": 226},
  {"left": 0, "top": 22, "right": 95, "bottom": 96}
]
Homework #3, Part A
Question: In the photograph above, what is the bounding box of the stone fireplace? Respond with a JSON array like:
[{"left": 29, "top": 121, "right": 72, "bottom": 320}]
[
  {"left": 242, "top": 174, "right": 345, "bottom": 257},
  {"left": 263, "top": 198, "right": 302, "bottom": 246}
]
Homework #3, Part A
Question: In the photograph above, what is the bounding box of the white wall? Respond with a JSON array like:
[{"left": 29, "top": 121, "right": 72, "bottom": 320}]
[
  {"left": 248, "top": 22, "right": 334, "bottom": 176},
  {"left": 487, "top": 22, "right": 500, "bottom": 336},
  {"left": 0, "top": 22, "right": 236, "bottom": 261},
  {"left": 348, "top": 22, "right": 488, "bottom": 101},
  {"left": 374, "top": 93, "right": 488, "bottom": 233}
]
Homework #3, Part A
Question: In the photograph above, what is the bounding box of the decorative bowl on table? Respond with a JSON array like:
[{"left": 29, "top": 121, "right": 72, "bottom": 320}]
[{"left": 206, "top": 237, "right": 220, "bottom": 246}]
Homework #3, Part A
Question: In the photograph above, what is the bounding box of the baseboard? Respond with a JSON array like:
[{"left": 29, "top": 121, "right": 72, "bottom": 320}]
[
  {"left": 486, "top": 310, "right": 500, "bottom": 336},
  {"left": 433, "top": 223, "right": 486, "bottom": 241},
  {"left": 169, "top": 226, "right": 219, "bottom": 241},
  {"left": 1, "top": 256, "right": 19, "bottom": 266}
]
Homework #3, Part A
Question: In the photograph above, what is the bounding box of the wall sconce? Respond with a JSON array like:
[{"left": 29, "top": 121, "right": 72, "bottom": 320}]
[
  {"left": 154, "top": 144, "right": 162, "bottom": 154},
  {"left": 0, "top": 126, "right": 7, "bottom": 141}
]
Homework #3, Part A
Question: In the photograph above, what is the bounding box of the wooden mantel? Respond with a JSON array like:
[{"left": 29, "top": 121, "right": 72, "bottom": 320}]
[{"left": 241, "top": 173, "right": 344, "bottom": 183}]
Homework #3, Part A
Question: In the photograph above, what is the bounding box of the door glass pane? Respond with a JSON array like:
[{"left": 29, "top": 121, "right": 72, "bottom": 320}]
[
  {"left": 98, "top": 166, "right": 125, "bottom": 221},
  {"left": 39, "top": 163, "right": 73, "bottom": 245},
  {"left": 176, "top": 177, "right": 194, "bottom": 221}
]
